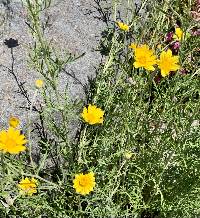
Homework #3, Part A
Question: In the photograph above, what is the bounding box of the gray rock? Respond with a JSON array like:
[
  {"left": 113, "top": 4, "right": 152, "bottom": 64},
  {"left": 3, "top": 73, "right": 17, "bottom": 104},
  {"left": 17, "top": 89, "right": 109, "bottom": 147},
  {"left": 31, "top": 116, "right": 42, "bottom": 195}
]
[{"left": 0, "top": 0, "right": 105, "bottom": 128}]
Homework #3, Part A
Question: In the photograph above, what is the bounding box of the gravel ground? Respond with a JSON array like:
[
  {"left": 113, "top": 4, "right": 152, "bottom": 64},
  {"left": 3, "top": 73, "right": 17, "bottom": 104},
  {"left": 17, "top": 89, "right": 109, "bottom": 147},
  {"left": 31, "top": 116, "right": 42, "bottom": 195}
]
[{"left": 0, "top": 0, "right": 106, "bottom": 128}]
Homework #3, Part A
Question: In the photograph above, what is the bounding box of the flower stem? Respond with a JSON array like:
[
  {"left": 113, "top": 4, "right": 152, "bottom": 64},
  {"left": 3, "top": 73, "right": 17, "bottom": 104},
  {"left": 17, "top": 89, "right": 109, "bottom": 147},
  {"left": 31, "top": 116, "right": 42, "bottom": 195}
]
[{"left": 1, "top": 153, "right": 5, "bottom": 176}]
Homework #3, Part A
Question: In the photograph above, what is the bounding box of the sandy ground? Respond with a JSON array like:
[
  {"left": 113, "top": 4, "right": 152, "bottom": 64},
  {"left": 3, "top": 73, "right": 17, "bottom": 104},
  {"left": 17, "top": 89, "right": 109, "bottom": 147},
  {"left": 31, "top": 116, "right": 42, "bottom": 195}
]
[{"left": 0, "top": 0, "right": 106, "bottom": 128}]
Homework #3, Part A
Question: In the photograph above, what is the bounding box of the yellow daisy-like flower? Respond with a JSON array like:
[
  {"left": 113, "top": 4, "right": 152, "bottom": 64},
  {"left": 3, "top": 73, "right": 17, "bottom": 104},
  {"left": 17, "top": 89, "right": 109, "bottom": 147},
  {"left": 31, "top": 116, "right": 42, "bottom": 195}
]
[
  {"left": 133, "top": 44, "right": 157, "bottom": 71},
  {"left": 173, "top": 28, "right": 184, "bottom": 41},
  {"left": 9, "top": 116, "right": 20, "bottom": 128},
  {"left": 0, "top": 127, "right": 27, "bottom": 154},
  {"left": 35, "top": 79, "right": 44, "bottom": 88},
  {"left": 129, "top": 43, "right": 137, "bottom": 50},
  {"left": 73, "top": 172, "right": 96, "bottom": 195},
  {"left": 157, "top": 49, "right": 180, "bottom": 77},
  {"left": 18, "top": 178, "right": 38, "bottom": 196},
  {"left": 116, "top": 21, "right": 129, "bottom": 31},
  {"left": 81, "top": 104, "right": 104, "bottom": 125}
]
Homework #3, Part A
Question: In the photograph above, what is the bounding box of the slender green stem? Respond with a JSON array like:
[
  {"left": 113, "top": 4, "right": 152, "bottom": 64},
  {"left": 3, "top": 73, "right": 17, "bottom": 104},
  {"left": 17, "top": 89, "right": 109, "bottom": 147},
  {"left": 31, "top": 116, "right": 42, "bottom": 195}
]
[
  {"left": 26, "top": 0, "right": 52, "bottom": 77},
  {"left": 22, "top": 172, "right": 59, "bottom": 188},
  {"left": 27, "top": 89, "right": 38, "bottom": 170},
  {"left": 78, "top": 126, "right": 87, "bottom": 164},
  {"left": 1, "top": 153, "right": 5, "bottom": 176}
]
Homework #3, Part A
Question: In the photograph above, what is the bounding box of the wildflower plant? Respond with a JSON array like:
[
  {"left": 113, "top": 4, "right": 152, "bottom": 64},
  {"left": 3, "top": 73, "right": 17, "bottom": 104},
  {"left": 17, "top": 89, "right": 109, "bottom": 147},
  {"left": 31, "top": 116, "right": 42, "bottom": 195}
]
[{"left": 0, "top": 0, "right": 200, "bottom": 217}]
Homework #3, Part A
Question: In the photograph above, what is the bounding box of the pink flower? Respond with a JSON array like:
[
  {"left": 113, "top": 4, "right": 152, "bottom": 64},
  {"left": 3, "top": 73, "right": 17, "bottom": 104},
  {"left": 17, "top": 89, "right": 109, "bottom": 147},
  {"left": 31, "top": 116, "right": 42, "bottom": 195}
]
[
  {"left": 154, "top": 75, "right": 162, "bottom": 84},
  {"left": 165, "top": 32, "right": 174, "bottom": 42},
  {"left": 191, "top": 28, "right": 200, "bottom": 36},
  {"left": 169, "top": 41, "right": 181, "bottom": 55},
  {"left": 172, "top": 41, "right": 180, "bottom": 50},
  {"left": 179, "top": 69, "right": 188, "bottom": 75}
]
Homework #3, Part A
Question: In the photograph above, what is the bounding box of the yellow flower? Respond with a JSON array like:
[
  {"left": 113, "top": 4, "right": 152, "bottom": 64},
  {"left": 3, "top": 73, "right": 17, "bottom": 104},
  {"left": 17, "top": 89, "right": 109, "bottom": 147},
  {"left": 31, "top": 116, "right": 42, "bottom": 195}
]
[
  {"left": 133, "top": 44, "right": 157, "bottom": 71},
  {"left": 35, "top": 79, "right": 44, "bottom": 88},
  {"left": 129, "top": 43, "right": 137, "bottom": 50},
  {"left": 157, "top": 49, "right": 180, "bottom": 77},
  {"left": 173, "top": 28, "right": 184, "bottom": 41},
  {"left": 157, "top": 44, "right": 162, "bottom": 50},
  {"left": 9, "top": 116, "right": 20, "bottom": 128},
  {"left": 81, "top": 104, "right": 104, "bottom": 125},
  {"left": 116, "top": 21, "right": 129, "bottom": 31},
  {"left": 18, "top": 178, "right": 38, "bottom": 196},
  {"left": 73, "top": 172, "right": 96, "bottom": 195},
  {"left": 124, "top": 151, "right": 134, "bottom": 159},
  {"left": 0, "top": 127, "right": 27, "bottom": 154}
]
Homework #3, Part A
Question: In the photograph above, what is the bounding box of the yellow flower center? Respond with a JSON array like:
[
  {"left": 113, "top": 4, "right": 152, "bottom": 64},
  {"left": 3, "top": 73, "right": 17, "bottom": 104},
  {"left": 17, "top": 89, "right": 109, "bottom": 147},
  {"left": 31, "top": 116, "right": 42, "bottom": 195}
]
[
  {"left": 87, "top": 112, "right": 96, "bottom": 122},
  {"left": 160, "top": 55, "right": 176, "bottom": 73},
  {"left": 79, "top": 177, "right": 88, "bottom": 187},
  {"left": 137, "top": 55, "right": 147, "bottom": 65},
  {"left": 133, "top": 45, "right": 157, "bottom": 71},
  {"left": 161, "top": 58, "right": 170, "bottom": 69},
  {"left": 5, "top": 137, "right": 16, "bottom": 148}
]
